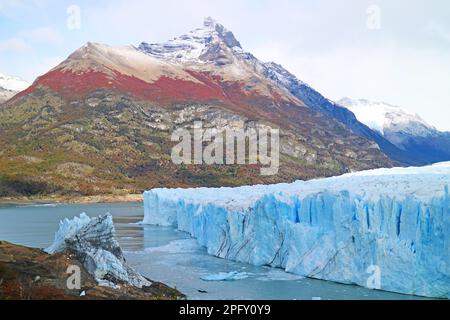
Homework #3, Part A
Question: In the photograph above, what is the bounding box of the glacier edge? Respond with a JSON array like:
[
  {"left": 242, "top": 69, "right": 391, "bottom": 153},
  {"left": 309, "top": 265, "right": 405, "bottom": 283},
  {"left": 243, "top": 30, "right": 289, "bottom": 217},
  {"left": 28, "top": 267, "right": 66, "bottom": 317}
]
[{"left": 143, "top": 163, "right": 450, "bottom": 298}]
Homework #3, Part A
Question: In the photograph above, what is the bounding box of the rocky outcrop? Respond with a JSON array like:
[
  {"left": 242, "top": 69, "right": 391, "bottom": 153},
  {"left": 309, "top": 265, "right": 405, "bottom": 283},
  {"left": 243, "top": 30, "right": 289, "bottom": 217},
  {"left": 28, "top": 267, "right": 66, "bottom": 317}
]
[{"left": 0, "top": 240, "right": 184, "bottom": 300}]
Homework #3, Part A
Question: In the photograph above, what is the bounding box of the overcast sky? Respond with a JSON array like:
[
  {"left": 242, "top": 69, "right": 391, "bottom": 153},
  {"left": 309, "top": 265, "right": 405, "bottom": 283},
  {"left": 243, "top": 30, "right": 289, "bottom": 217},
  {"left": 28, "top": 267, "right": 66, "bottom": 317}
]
[{"left": 1, "top": 0, "right": 449, "bottom": 131}]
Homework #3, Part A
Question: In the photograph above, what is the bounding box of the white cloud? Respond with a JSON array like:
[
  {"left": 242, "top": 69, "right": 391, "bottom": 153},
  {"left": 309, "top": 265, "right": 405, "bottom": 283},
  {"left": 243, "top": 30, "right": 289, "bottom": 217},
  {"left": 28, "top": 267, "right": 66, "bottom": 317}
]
[
  {"left": 0, "top": 0, "right": 22, "bottom": 11},
  {"left": 19, "top": 26, "right": 63, "bottom": 45},
  {"left": 0, "top": 0, "right": 47, "bottom": 11},
  {"left": 253, "top": 43, "right": 450, "bottom": 131},
  {"left": 426, "top": 22, "right": 450, "bottom": 43},
  {"left": 0, "top": 37, "right": 31, "bottom": 52}
]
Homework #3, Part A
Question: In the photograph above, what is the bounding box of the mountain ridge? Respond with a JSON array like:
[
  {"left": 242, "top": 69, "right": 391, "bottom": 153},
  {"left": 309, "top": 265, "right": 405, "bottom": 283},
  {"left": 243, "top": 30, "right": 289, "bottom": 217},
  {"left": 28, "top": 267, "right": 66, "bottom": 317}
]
[
  {"left": 0, "top": 18, "right": 415, "bottom": 197},
  {"left": 136, "top": 18, "right": 420, "bottom": 165},
  {"left": 339, "top": 97, "right": 450, "bottom": 164}
]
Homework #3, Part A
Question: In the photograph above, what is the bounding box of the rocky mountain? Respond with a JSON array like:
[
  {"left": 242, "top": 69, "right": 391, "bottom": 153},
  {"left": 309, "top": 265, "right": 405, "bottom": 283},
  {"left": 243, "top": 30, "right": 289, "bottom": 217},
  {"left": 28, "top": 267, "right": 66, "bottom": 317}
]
[
  {"left": 262, "top": 64, "right": 419, "bottom": 166},
  {"left": 0, "top": 18, "right": 397, "bottom": 197},
  {"left": 339, "top": 98, "right": 450, "bottom": 164},
  {"left": 0, "top": 73, "right": 29, "bottom": 103},
  {"left": 137, "top": 19, "right": 410, "bottom": 166}
]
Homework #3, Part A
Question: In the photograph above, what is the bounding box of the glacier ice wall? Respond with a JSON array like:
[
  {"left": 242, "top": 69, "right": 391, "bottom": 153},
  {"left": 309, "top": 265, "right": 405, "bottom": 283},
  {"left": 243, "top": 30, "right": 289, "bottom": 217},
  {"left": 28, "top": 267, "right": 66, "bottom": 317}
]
[{"left": 143, "top": 163, "right": 450, "bottom": 298}]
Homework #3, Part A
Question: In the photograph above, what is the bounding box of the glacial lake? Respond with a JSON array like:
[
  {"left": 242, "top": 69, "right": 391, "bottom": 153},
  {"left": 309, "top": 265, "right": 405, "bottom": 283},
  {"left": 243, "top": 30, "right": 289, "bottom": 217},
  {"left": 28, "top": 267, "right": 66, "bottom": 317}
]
[{"left": 0, "top": 202, "right": 425, "bottom": 300}]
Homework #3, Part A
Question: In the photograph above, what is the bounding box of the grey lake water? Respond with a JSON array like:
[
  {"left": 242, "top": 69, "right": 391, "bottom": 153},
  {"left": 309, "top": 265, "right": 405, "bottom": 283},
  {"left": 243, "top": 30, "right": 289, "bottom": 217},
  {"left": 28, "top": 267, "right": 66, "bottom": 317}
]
[{"left": 0, "top": 202, "right": 425, "bottom": 300}]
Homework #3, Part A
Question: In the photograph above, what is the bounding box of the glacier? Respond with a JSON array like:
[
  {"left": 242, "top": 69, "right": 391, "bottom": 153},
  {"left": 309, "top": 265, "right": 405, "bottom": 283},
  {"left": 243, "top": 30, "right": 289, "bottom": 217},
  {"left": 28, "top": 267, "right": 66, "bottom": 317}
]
[{"left": 143, "top": 163, "right": 450, "bottom": 298}]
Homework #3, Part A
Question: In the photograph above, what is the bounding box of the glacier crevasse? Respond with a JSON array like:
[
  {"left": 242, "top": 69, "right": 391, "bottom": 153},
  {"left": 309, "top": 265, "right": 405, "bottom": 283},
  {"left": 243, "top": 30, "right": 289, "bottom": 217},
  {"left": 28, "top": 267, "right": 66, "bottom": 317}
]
[{"left": 143, "top": 163, "right": 450, "bottom": 298}]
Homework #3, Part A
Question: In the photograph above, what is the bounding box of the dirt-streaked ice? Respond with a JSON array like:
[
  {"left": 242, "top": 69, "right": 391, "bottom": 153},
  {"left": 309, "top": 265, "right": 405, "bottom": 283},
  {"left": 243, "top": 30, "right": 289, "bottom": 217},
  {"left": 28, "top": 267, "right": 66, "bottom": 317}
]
[{"left": 47, "top": 213, "right": 151, "bottom": 288}]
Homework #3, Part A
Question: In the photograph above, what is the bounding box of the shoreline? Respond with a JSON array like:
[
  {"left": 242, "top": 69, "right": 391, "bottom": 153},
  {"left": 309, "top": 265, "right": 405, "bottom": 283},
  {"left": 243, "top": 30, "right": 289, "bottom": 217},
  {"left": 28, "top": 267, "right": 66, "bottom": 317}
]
[
  {"left": 0, "top": 240, "right": 184, "bottom": 300},
  {"left": 0, "top": 193, "right": 143, "bottom": 205}
]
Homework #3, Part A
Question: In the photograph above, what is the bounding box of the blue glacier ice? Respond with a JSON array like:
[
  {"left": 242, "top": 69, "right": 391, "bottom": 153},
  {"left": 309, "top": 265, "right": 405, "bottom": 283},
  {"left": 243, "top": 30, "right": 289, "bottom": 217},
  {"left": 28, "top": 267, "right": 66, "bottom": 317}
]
[
  {"left": 143, "top": 163, "right": 450, "bottom": 298},
  {"left": 200, "top": 271, "right": 251, "bottom": 281}
]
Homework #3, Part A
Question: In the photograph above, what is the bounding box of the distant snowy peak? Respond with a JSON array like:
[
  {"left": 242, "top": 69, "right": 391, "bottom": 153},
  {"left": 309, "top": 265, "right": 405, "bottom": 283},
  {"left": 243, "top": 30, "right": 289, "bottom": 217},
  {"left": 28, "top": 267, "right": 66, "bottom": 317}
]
[
  {"left": 139, "top": 17, "right": 243, "bottom": 64},
  {"left": 0, "top": 72, "right": 29, "bottom": 92},
  {"left": 0, "top": 72, "right": 29, "bottom": 102},
  {"left": 339, "top": 98, "right": 450, "bottom": 164},
  {"left": 338, "top": 97, "right": 436, "bottom": 137}
]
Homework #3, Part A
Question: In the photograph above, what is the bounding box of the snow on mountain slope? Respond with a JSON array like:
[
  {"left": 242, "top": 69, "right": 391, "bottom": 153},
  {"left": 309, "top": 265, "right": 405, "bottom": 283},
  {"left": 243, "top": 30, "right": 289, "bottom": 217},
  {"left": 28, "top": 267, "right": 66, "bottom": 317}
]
[
  {"left": 339, "top": 98, "right": 450, "bottom": 164},
  {"left": 338, "top": 98, "right": 436, "bottom": 137},
  {"left": 138, "top": 18, "right": 427, "bottom": 167},
  {"left": 139, "top": 17, "right": 301, "bottom": 103},
  {"left": 5, "top": 18, "right": 399, "bottom": 173},
  {"left": 139, "top": 17, "right": 242, "bottom": 64},
  {"left": 57, "top": 42, "right": 199, "bottom": 83},
  {"left": 0, "top": 88, "right": 12, "bottom": 103},
  {"left": 263, "top": 62, "right": 307, "bottom": 89},
  {"left": 19, "top": 20, "right": 299, "bottom": 105},
  {"left": 259, "top": 62, "right": 417, "bottom": 165},
  {"left": 0, "top": 72, "right": 29, "bottom": 102},
  {"left": 1, "top": 17, "right": 398, "bottom": 193},
  {"left": 0, "top": 72, "right": 29, "bottom": 92},
  {"left": 143, "top": 162, "right": 450, "bottom": 298},
  {"left": 17, "top": 41, "right": 231, "bottom": 103}
]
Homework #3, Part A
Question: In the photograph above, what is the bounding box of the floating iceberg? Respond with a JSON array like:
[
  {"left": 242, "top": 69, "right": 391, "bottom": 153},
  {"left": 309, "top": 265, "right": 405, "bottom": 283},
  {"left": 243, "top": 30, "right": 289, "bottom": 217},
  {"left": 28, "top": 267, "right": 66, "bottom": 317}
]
[
  {"left": 47, "top": 213, "right": 151, "bottom": 288},
  {"left": 143, "top": 163, "right": 450, "bottom": 298},
  {"left": 201, "top": 271, "right": 251, "bottom": 281}
]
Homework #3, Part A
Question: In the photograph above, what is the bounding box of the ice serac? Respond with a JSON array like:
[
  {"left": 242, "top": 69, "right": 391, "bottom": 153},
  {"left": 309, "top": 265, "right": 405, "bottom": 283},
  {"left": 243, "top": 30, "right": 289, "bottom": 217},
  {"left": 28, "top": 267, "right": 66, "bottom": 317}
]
[
  {"left": 143, "top": 163, "right": 450, "bottom": 298},
  {"left": 46, "top": 213, "right": 151, "bottom": 288}
]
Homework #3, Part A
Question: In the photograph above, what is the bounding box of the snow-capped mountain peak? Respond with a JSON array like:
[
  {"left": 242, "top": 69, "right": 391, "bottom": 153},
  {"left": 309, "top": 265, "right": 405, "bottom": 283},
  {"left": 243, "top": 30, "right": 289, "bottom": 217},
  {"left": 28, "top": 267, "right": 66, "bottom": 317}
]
[
  {"left": 0, "top": 72, "right": 29, "bottom": 92},
  {"left": 202, "top": 16, "right": 242, "bottom": 49},
  {"left": 138, "top": 17, "right": 242, "bottom": 64},
  {"left": 0, "top": 72, "right": 29, "bottom": 103},
  {"left": 339, "top": 97, "right": 450, "bottom": 164},
  {"left": 338, "top": 97, "right": 435, "bottom": 137},
  {"left": 138, "top": 18, "right": 302, "bottom": 101}
]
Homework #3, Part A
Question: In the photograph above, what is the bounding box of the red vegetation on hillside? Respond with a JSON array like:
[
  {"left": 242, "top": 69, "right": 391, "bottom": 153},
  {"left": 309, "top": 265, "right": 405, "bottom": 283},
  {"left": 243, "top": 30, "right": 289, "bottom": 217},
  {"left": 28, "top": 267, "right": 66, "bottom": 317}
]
[
  {"left": 15, "top": 68, "right": 233, "bottom": 104},
  {"left": 10, "top": 67, "right": 294, "bottom": 123}
]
